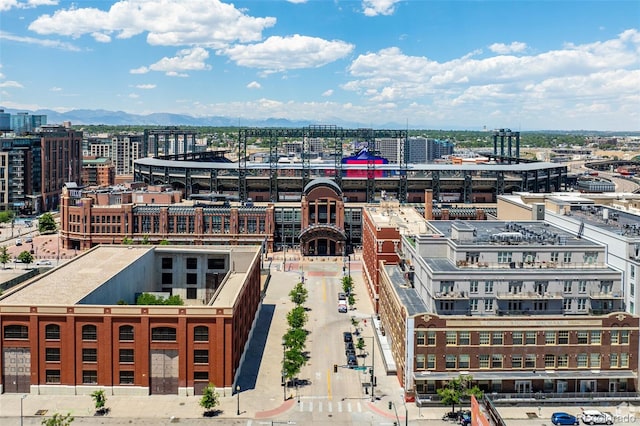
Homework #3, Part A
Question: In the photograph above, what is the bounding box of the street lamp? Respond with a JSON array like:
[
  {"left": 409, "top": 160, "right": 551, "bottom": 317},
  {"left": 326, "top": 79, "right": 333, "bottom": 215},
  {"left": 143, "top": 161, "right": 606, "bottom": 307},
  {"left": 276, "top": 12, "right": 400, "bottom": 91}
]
[
  {"left": 282, "top": 338, "right": 287, "bottom": 401},
  {"left": 20, "top": 394, "right": 27, "bottom": 426},
  {"left": 236, "top": 385, "right": 240, "bottom": 416}
]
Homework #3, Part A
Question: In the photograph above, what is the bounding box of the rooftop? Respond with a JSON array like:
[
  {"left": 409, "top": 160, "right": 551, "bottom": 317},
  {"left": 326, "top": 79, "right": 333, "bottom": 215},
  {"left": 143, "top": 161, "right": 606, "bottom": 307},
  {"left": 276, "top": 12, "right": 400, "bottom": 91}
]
[{"left": 366, "top": 201, "right": 430, "bottom": 236}]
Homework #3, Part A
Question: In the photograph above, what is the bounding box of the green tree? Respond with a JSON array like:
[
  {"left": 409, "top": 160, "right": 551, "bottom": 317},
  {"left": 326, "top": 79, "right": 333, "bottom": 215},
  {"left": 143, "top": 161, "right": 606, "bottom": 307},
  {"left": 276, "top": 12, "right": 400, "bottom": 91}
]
[
  {"left": 289, "top": 281, "right": 308, "bottom": 306},
  {"left": 0, "top": 209, "right": 15, "bottom": 224},
  {"left": 18, "top": 250, "right": 34, "bottom": 268},
  {"left": 356, "top": 337, "right": 366, "bottom": 354},
  {"left": 199, "top": 383, "right": 220, "bottom": 414},
  {"left": 38, "top": 213, "right": 57, "bottom": 234},
  {"left": 121, "top": 237, "right": 133, "bottom": 245},
  {"left": 342, "top": 276, "right": 354, "bottom": 294},
  {"left": 283, "top": 346, "right": 306, "bottom": 387},
  {"left": 41, "top": 412, "right": 74, "bottom": 426},
  {"left": 136, "top": 293, "right": 184, "bottom": 305},
  {"left": 91, "top": 390, "right": 107, "bottom": 414},
  {"left": 283, "top": 327, "right": 307, "bottom": 351},
  {"left": 142, "top": 235, "right": 150, "bottom": 245},
  {"left": 437, "top": 374, "right": 483, "bottom": 414},
  {"left": 0, "top": 246, "right": 10, "bottom": 269},
  {"left": 347, "top": 293, "right": 356, "bottom": 310},
  {"left": 286, "top": 306, "right": 307, "bottom": 329},
  {"left": 159, "top": 239, "right": 170, "bottom": 245}
]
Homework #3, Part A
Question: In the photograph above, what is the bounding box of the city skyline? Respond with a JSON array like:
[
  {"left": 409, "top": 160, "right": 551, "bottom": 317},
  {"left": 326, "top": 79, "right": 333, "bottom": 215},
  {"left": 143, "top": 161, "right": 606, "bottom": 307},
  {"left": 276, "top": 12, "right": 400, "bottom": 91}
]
[{"left": 0, "top": 0, "right": 639, "bottom": 131}]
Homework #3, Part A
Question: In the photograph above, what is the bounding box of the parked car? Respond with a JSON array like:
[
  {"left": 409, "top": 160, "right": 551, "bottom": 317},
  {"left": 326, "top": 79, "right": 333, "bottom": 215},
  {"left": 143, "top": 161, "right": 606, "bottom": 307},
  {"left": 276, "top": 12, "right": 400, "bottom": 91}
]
[
  {"left": 35, "top": 260, "right": 52, "bottom": 266},
  {"left": 338, "top": 292, "right": 347, "bottom": 301},
  {"left": 552, "top": 412, "right": 580, "bottom": 425},
  {"left": 25, "top": 236, "right": 33, "bottom": 243},
  {"left": 580, "top": 410, "right": 613, "bottom": 425},
  {"left": 459, "top": 411, "right": 471, "bottom": 425},
  {"left": 343, "top": 332, "right": 353, "bottom": 343},
  {"left": 15, "top": 239, "right": 22, "bottom": 246},
  {"left": 338, "top": 303, "right": 348, "bottom": 313},
  {"left": 345, "top": 341, "right": 355, "bottom": 355},
  {"left": 347, "top": 354, "right": 358, "bottom": 367}
]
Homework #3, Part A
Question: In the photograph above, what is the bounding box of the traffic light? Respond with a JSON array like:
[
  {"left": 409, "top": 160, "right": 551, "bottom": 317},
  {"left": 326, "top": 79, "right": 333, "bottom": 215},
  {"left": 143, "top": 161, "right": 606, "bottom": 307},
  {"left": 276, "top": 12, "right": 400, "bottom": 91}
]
[
  {"left": 388, "top": 401, "right": 392, "bottom": 410},
  {"left": 333, "top": 364, "right": 338, "bottom": 373}
]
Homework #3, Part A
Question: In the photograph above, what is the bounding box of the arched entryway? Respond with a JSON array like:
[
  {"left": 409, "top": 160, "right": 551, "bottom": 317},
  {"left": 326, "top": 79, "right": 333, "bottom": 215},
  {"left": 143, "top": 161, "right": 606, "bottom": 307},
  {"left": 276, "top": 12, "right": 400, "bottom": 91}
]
[
  {"left": 299, "top": 178, "right": 346, "bottom": 257},
  {"left": 299, "top": 224, "right": 346, "bottom": 256}
]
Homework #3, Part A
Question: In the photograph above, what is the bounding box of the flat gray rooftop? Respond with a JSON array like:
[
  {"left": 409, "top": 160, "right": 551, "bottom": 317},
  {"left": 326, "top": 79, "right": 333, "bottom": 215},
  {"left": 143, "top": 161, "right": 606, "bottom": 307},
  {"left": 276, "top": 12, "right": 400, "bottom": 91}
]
[{"left": 0, "top": 246, "right": 152, "bottom": 305}]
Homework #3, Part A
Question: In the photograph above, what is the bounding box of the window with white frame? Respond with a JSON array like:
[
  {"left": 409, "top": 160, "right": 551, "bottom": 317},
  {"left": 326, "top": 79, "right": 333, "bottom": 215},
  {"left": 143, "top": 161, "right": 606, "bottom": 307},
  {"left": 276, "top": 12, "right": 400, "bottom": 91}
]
[{"left": 497, "top": 252, "right": 512, "bottom": 263}]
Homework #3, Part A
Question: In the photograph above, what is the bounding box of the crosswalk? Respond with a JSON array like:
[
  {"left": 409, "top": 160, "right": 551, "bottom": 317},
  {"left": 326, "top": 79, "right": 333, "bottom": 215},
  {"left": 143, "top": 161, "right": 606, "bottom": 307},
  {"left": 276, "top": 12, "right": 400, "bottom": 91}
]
[{"left": 296, "top": 398, "right": 364, "bottom": 413}]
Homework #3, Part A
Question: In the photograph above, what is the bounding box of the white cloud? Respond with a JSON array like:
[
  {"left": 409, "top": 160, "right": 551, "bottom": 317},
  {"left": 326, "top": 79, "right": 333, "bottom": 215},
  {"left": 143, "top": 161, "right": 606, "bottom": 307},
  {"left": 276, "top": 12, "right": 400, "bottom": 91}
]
[
  {"left": 147, "top": 47, "right": 211, "bottom": 75},
  {"left": 165, "top": 71, "right": 188, "bottom": 78},
  {"left": 91, "top": 32, "right": 111, "bottom": 43},
  {"left": 128, "top": 93, "right": 139, "bottom": 99},
  {"left": 362, "top": 0, "right": 401, "bottom": 17},
  {"left": 129, "top": 66, "right": 149, "bottom": 74},
  {"left": 29, "top": 0, "right": 276, "bottom": 49},
  {"left": 0, "top": 80, "right": 23, "bottom": 88},
  {"left": 247, "top": 81, "right": 261, "bottom": 89},
  {"left": 0, "top": 0, "right": 57, "bottom": 11},
  {"left": 489, "top": 42, "right": 527, "bottom": 54},
  {"left": 222, "top": 35, "right": 354, "bottom": 72},
  {"left": 50, "top": 86, "right": 62, "bottom": 91},
  {"left": 322, "top": 89, "right": 333, "bottom": 97},
  {"left": 135, "top": 84, "right": 156, "bottom": 89},
  {"left": 286, "top": 0, "right": 307, "bottom": 3},
  {"left": 0, "top": 30, "right": 81, "bottom": 51}
]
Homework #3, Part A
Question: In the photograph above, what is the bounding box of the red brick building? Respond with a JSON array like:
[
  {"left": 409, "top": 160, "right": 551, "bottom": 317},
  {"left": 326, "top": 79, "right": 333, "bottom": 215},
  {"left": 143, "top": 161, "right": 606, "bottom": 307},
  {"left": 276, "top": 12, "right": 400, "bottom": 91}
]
[{"left": 0, "top": 245, "right": 262, "bottom": 396}]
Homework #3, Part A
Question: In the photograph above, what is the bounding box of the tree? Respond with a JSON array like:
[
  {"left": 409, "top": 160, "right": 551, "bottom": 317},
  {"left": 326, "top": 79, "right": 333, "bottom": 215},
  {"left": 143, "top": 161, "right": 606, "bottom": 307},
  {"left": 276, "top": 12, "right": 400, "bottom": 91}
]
[
  {"left": 18, "top": 250, "right": 34, "bottom": 268},
  {"left": 283, "top": 327, "right": 307, "bottom": 351},
  {"left": 199, "top": 383, "right": 220, "bottom": 415},
  {"left": 356, "top": 337, "right": 366, "bottom": 354},
  {"left": 286, "top": 306, "right": 307, "bottom": 329},
  {"left": 41, "top": 412, "right": 74, "bottom": 426},
  {"left": 0, "top": 210, "right": 15, "bottom": 224},
  {"left": 136, "top": 293, "right": 184, "bottom": 305},
  {"left": 289, "top": 281, "right": 308, "bottom": 306},
  {"left": 342, "top": 276, "right": 354, "bottom": 294},
  {"left": 38, "top": 213, "right": 57, "bottom": 234},
  {"left": 121, "top": 236, "right": 133, "bottom": 245},
  {"left": 437, "top": 374, "right": 483, "bottom": 414},
  {"left": 283, "top": 346, "right": 306, "bottom": 385},
  {"left": 347, "top": 293, "right": 356, "bottom": 310},
  {"left": 142, "top": 235, "right": 150, "bottom": 245},
  {"left": 91, "top": 390, "right": 107, "bottom": 414},
  {"left": 0, "top": 246, "right": 10, "bottom": 269}
]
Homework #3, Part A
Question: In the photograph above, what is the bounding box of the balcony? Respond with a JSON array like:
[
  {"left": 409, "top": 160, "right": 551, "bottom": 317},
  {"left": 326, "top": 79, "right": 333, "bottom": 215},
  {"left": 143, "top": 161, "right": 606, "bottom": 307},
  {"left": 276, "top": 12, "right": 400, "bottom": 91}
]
[
  {"left": 434, "top": 291, "right": 468, "bottom": 300},
  {"left": 456, "top": 260, "right": 606, "bottom": 270},
  {"left": 589, "top": 291, "right": 623, "bottom": 299},
  {"left": 496, "top": 292, "right": 562, "bottom": 300}
]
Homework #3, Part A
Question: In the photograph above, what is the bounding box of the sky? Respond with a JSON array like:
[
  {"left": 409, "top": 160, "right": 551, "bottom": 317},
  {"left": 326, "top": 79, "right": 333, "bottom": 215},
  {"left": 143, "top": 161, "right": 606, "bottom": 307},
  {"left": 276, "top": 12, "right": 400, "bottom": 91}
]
[{"left": 0, "top": 0, "right": 639, "bottom": 131}]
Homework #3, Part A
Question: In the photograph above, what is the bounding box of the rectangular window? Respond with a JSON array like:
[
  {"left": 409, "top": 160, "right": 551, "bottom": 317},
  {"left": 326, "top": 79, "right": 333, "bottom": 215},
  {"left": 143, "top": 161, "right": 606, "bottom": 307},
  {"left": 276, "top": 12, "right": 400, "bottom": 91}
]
[
  {"left": 492, "top": 332, "right": 503, "bottom": 345},
  {"left": 445, "top": 355, "right": 457, "bottom": 369},
  {"left": 478, "top": 355, "right": 489, "bottom": 369},
  {"left": 610, "top": 353, "right": 618, "bottom": 368},
  {"left": 161, "top": 273, "right": 172, "bottom": 285},
  {"left": 525, "top": 354, "right": 536, "bottom": 368},
  {"left": 620, "top": 353, "right": 629, "bottom": 367},
  {"left": 577, "top": 299, "right": 587, "bottom": 310},
  {"left": 484, "top": 299, "right": 494, "bottom": 311},
  {"left": 46, "top": 370, "right": 60, "bottom": 384},
  {"left": 119, "top": 371, "right": 134, "bottom": 385},
  {"left": 45, "top": 326, "right": 60, "bottom": 340},
  {"left": 590, "top": 353, "right": 601, "bottom": 368},
  {"left": 82, "top": 348, "right": 97, "bottom": 363},
  {"left": 458, "top": 354, "right": 470, "bottom": 369},
  {"left": 563, "top": 281, "right": 572, "bottom": 293},
  {"left": 511, "top": 355, "right": 522, "bottom": 368},
  {"left": 512, "top": 332, "right": 523, "bottom": 345},
  {"left": 416, "top": 354, "right": 425, "bottom": 369},
  {"left": 119, "top": 349, "right": 134, "bottom": 364},
  {"left": 186, "top": 258, "right": 198, "bottom": 269},
  {"left": 577, "top": 331, "right": 588, "bottom": 344},
  {"left": 194, "top": 371, "right": 209, "bottom": 381},
  {"left": 186, "top": 287, "right": 197, "bottom": 299},
  {"left": 427, "top": 331, "right": 436, "bottom": 345},
  {"left": 611, "top": 330, "right": 619, "bottom": 344},
  {"left": 82, "top": 370, "right": 97, "bottom": 384},
  {"left": 577, "top": 353, "right": 588, "bottom": 368},
  {"left": 491, "top": 354, "right": 503, "bottom": 368},
  {"left": 544, "top": 354, "right": 555, "bottom": 368},
  {"left": 416, "top": 331, "right": 425, "bottom": 346},
  {"left": 459, "top": 332, "right": 470, "bottom": 345},
  {"left": 208, "top": 258, "right": 225, "bottom": 269},
  {"left": 497, "top": 252, "right": 512, "bottom": 263},
  {"left": 558, "top": 331, "right": 569, "bottom": 344},
  {"left": 446, "top": 331, "right": 457, "bottom": 345},
  {"left": 578, "top": 281, "right": 587, "bottom": 293},
  {"left": 485, "top": 281, "right": 494, "bottom": 293},
  {"left": 525, "top": 332, "right": 536, "bottom": 345},
  {"left": 469, "top": 299, "right": 478, "bottom": 312},
  {"left": 470, "top": 281, "right": 478, "bottom": 293},
  {"left": 557, "top": 354, "right": 568, "bottom": 368},
  {"left": 563, "top": 299, "right": 572, "bottom": 311},
  {"left": 45, "top": 348, "right": 60, "bottom": 362},
  {"left": 590, "top": 331, "right": 601, "bottom": 345},
  {"left": 479, "top": 331, "right": 490, "bottom": 345},
  {"left": 161, "top": 257, "right": 172, "bottom": 269},
  {"left": 563, "top": 252, "right": 572, "bottom": 263},
  {"left": 426, "top": 354, "right": 436, "bottom": 369},
  {"left": 186, "top": 273, "right": 198, "bottom": 285},
  {"left": 621, "top": 330, "right": 629, "bottom": 344},
  {"left": 194, "top": 350, "right": 209, "bottom": 364},
  {"left": 551, "top": 252, "right": 559, "bottom": 262},
  {"left": 545, "top": 331, "right": 556, "bottom": 345}
]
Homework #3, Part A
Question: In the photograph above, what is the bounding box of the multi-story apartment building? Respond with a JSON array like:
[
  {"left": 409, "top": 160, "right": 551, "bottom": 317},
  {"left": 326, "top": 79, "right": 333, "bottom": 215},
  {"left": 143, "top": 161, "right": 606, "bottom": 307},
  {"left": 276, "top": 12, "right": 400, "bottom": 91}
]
[
  {"left": 375, "top": 137, "right": 402, "bottom": 163},
  {"left": 82, "top": 157, "right": 115, "bottom": 187},
  {"left": 0, "top": 244, "right": 262, "bottom": 396},
  {"left": 373, "top": 216, "right": 637, "bottom": 401},
  {"left": 405, "top": 137, "right": 455, "bottom": 163},
  {"left": 86, "top": 134, "right": 143, "bottom": 176},
  {"left": 40, "top": 125, "right": 83, "bottom": 211},
  {"left": 498, "top": 192, "right": 640, "bottom": 316}
]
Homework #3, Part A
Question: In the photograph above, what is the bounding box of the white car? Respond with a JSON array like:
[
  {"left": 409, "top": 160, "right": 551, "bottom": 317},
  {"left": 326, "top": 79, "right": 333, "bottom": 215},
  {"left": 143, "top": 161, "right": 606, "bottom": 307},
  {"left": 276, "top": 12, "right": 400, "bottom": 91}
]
[
  {"left": 35, "top": 260, "right": 52, "bottom": 266},
  {"left": 580, "top": 410, "right": 613, "bottom": 425}
]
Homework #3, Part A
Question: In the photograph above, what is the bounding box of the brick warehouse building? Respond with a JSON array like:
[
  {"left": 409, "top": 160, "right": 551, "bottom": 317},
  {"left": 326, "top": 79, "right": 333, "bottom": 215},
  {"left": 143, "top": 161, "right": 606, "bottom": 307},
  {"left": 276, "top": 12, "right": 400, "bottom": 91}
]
[{"left": 0, "top": 244, "right": 262, "bottom": 396}]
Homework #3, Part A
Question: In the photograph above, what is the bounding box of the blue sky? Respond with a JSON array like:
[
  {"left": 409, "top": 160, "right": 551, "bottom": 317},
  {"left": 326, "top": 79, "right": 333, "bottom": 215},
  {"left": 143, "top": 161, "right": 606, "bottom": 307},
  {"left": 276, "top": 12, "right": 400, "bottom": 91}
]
[{"left": 0, "top": 0, "right": 638, "bottom": 131}]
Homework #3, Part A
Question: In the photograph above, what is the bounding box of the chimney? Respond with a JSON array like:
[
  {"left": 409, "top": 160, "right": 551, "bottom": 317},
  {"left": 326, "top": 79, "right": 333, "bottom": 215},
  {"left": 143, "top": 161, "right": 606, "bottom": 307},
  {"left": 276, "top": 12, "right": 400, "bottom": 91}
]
[{"left": 424, "top": 190, "right": 433, "bottom": 220}]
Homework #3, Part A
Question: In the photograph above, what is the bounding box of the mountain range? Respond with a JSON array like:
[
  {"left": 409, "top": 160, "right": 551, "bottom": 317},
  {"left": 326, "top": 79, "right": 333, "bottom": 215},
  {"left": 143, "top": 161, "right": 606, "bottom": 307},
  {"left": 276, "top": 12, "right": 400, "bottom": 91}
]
[{"left": 0, "top": 107, "right": 403, "bottom": 129}]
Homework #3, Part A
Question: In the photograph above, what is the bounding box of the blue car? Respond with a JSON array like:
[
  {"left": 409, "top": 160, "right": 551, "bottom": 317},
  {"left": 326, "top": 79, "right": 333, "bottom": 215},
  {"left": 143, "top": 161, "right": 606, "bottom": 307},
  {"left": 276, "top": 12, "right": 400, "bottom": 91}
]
[{"left": 552, "top": 412, "right": 579, "bottom": 425}]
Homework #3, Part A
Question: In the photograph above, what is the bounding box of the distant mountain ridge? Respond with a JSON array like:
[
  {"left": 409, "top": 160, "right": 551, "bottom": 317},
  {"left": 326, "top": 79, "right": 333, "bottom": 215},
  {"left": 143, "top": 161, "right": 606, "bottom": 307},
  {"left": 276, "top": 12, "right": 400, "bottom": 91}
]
[{"left": 0, "top": 107, "right": 379, "bottom": 129}]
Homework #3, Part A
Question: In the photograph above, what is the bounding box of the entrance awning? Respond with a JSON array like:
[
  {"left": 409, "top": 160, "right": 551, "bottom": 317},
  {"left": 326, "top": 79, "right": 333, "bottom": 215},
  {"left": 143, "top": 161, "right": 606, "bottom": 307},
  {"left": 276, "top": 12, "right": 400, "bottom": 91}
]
[{"left": 298, "top": 223, "right": 346, "bottom": 241}]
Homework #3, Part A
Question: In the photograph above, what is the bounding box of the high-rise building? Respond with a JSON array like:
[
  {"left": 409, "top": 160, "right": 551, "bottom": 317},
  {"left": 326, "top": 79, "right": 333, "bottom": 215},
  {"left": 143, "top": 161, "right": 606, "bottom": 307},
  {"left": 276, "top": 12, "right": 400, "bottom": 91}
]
[{"left": 10, "top": 112, "right": 47, "bottom": 135}]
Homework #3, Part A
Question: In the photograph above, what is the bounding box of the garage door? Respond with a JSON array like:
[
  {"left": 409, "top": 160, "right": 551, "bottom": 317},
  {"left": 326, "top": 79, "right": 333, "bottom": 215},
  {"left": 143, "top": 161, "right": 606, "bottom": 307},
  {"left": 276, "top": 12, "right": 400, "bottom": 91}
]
[
  {"left": 3, "top": 348, "right": 31, "bottom": 393},
  {"left": 150, "top": 349, "right": 178, "bottom": 395}
]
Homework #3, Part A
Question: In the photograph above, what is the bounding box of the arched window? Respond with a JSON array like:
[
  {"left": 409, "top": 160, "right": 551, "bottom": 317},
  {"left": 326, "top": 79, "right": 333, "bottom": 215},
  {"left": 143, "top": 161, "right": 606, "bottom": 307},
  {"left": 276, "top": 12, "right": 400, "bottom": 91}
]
[
  {"left": 119, "top": 325, "right": 134, "bottom": 341},
  {"left": 4, "top": 324, "right": 28, "bottom": 339},
  {"left": 82, "top": 324, "right": 97, "bottom": 341},
  {"left": 151, "top": 327, "right": 176, "bottom": 341},
  {"left": 45, "top": 324, "right": 60, "bottom": 340},
  {"left": 194, "top": 326, "right": 208, "bottom": 342}
]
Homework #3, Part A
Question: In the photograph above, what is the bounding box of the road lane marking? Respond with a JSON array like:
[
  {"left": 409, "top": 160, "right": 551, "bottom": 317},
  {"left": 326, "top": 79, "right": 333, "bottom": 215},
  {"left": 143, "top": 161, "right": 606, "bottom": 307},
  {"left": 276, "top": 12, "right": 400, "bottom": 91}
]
[
  {"left": 322, "top": 277, "right": 326, "bottom": 302},
  {"left": 327, "top": 368, "right": 332, "bottom": 400}
]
